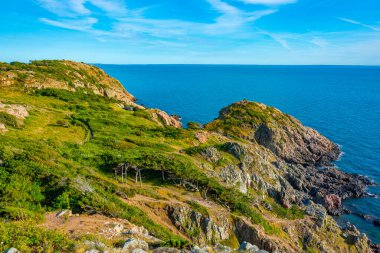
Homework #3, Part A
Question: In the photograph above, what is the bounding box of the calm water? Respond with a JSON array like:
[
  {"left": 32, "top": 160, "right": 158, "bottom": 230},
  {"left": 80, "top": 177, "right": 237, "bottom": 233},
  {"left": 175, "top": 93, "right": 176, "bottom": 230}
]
[{"left": 97, "top": 64, "right": 380, "bottom": 243}]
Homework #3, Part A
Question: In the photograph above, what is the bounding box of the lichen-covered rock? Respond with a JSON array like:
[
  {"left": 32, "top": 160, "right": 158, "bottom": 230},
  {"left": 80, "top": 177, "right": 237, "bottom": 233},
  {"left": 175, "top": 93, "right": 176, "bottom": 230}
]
[
  {"left": 0, "top": 103, "right": 29, "bottom": 119},
  {"left": 122, "top": 238, "right": 149, "bottom": 253},
  {"left": 0, "top": 122, "right": 7, "bottom": 132},
  {"left": 152, "top": 247, "right": 181, "bottom": 253},
  {"left": 239, "top": 241, "right": 259, "bottom": 252},
  {"left": 166, "top": 204, "right": 232, "bottom": 245},
  {"left": 151, "top": 109, "right": 182, "bottom": 128},
  {"left": 206, "top": 100, "right": 340, "bottom": 166},
  {"left": 3, "top": 248, "right": 20, "bottom": 253},
  {"left": 201, "top": 147, "right": 221, "bottom": 163},
  {"left": 305, "top": 201, "right": 327, "bottom": 227}
]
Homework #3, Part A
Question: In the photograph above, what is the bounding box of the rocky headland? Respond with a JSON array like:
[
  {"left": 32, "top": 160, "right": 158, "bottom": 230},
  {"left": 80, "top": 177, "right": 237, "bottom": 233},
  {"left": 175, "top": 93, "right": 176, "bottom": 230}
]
[{"left": 0, "top": 60, "right": 377, "bottom": 253}]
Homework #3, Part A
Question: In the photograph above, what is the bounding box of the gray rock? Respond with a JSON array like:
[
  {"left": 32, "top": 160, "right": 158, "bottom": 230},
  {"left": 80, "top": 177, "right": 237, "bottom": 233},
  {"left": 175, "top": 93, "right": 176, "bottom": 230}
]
[
  {"left": 56, "top": 209, "right": 72, "bottom": 218},
  {"left": 239, "top": 241, "right": 259, "bottom": 252},
  {"left": 131, "top": 249, "right": 147, "bottom": 253},
  {"left": 213, "top": 244, "right": 231, "bottom": 253},
  {"left": 305, "top": 201, "right": 327, "bottom": 227},
  {"left": 190, "top": 246, "right": 212, "bottom": 253},
  {"left": 201, "top": 147, "right": 221, "bottom": 163},
  {"left": 255, "top": 250, "right": 269, "bottom": 253},
  {"left": 122, "top": 238, "right": 149, "bottom": 252},
  {"left": 3, "top": 248, "right": 20, "bottom": 253},
  {"left": 84, "top": 250, "right": 101, "bottom": 253},
  {"left": 167, "top": 204, "right": 231, "bottom": 245},
  {"left": 152, "top": 247, "right": 181, "bottom": 253}
]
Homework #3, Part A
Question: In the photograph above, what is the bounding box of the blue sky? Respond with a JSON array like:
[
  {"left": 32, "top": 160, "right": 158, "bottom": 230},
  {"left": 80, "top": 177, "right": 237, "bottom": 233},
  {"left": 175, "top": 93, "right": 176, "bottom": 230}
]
[{"left": 1, "top": 0, "right": 380, "bottom": 64}]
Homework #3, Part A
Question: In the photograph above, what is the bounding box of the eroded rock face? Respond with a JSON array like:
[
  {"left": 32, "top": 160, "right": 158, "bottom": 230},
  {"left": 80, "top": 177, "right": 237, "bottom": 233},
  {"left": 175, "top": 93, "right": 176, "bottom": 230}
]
[
  {"left": 234, "top": 218, "right": 283, "bottom": 253},
  {"left": 151, "top": 110, "right": 182, "bottom": 128},
  {"left": 205, "top": 101, "right": 372, "bottom": 215},
  {"left": 122, "top": 238, "right": 149, "bottom": 253},
  {"left": 166, "top": 204, "right": 232, "bottom": 245}
]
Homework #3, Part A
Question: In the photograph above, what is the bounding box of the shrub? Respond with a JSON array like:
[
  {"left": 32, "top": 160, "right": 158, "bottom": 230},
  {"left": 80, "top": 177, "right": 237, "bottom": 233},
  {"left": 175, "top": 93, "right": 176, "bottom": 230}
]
[
  {"left": 0, "top": 112, "right": 18, "bottom": 128},
  {"left": 187, "top": 121, "right": 203, "bottom": 130},
  {"left": 0, "top": 222, "right": 76, "bottom": 252}
]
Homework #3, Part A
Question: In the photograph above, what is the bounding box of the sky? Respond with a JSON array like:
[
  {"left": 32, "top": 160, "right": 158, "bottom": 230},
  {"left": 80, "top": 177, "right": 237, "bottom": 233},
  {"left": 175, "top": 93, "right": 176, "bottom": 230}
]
[{"left": 1, "top": 0, "right": 380, "bottom": 65}]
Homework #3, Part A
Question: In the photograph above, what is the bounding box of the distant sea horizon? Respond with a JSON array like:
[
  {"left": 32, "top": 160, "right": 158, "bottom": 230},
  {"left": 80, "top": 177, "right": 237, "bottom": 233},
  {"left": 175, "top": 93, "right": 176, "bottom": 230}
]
[{"left": 96, "top": 64, "right": 380, "bottom": 244}]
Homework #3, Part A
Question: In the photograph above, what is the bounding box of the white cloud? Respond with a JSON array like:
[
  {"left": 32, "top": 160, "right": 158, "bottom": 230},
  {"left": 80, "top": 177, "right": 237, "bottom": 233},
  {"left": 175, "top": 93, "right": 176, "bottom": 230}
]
[
  {"left": 237, "top": 0, "right": 296, "bottom": 5},
  {"left": 37, "top": 0, "right": 127, "bottom": 17},
  {"left": 205, "top": 0, "right": 276, "bottom": 34},
  {"left": 260, "top": 31, "right": 290, "bottom": 49},
  {"left": 37, "top": 0, "right": 277, "bottom": 48},
  {"left": 40, "top": 17, "right": 98, "bottom": 31},
  {"left": 339, "top": 18, "right": 380, "bottom": 32},
  {"left": 310, "top": 37, "right": 328, "bottom": 47},
  {"left": 88, "top": 0, "right": 127, "bottom": 17}
]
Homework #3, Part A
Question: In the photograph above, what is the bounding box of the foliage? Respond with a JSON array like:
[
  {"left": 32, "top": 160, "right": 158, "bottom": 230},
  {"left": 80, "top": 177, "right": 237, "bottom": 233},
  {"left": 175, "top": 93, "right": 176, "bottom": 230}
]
[
  {"left": 187, "top": 121, "right": 203, "bottom": 130},
  {"left": 0, "top": 222, "right": 76, "bottom": 252},
  {"left": 0, "top": 112, "right": 18, "bottom": 128},
  {"left": 270, "top": 202, "right": 305, "bottom": 220},
  {"left": 186, "top": 200, "right": 209, "bottom": 217}
]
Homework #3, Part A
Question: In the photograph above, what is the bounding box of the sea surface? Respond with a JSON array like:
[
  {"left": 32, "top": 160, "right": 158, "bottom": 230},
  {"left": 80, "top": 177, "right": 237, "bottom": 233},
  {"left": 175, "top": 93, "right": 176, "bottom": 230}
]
[{"left": 97, "top": 64, "right": 380, "bottom": 243}]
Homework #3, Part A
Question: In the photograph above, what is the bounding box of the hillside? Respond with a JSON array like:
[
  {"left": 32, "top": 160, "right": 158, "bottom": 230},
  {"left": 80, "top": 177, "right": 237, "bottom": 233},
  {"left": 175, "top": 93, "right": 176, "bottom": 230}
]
[{"left": 0, "top": 60, "right": 373, "bottom": 253}]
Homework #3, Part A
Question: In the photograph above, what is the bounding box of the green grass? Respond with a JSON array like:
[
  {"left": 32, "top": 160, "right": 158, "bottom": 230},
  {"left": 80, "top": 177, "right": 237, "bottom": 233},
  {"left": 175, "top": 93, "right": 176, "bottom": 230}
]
[
  {"left": 186, "top": 200, "right": 209, "bottom": 217},
  {"left": 0, "top": 111, "right": 18, "bottom": 128}
]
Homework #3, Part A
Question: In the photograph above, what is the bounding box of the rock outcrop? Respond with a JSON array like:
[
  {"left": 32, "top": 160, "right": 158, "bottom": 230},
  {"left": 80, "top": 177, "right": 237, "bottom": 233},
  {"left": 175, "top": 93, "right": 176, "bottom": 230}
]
[
  {"left": 207, "top": 100, "right": 340, "bottom": 166},
  {"left": 166, "top": 204, "right": 232, "bottom": 245},
  {"left": 151, "top": 110, "right": 182, "bottom": 128},
  {"left": 204, "top": 101, "right": 372, "bottom": 215},
  {"left": 0, "top": 60, "right": 136, "bottom": 105}
]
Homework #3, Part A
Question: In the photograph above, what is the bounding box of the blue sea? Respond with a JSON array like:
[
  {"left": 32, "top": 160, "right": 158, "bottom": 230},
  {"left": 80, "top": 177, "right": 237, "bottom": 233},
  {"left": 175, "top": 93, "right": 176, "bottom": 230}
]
[{"left": 97, "top": 64, "right": 380, "bottom": 244}]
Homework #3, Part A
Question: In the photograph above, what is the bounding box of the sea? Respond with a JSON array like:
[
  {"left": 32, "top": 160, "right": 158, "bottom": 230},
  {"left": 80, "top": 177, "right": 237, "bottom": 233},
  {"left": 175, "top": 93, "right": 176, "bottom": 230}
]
[{"left": 97, "top": 64, "right": 380, "bottom": 244}]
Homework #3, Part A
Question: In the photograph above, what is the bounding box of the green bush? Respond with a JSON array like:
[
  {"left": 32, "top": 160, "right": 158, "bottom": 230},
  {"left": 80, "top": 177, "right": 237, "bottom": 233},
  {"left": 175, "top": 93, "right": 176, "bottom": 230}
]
[
  {"left": 0, "top": 112, "right": 18, "bottom": 128},
  {"left": 0, "top": 222, "right": 76, "bottom": 252}
]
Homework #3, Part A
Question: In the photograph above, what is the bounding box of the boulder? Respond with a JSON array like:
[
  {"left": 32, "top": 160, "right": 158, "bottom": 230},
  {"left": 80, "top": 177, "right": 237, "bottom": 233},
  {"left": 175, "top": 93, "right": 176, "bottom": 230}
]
[
  {"left": 201, "top": 147, "right": 221, "bottom": 163},
  {"left": 305, "top": 201, "right": 327, "bottom": 227},
  {"left": 122, "top": 238, "right": 149, "bottom": 252},
  {"left": 0, "top": 123, "right": 7, "bottom": 132},
  {"left": 213, "top": 244, "right": 231, "bottom": 253},
  {"left": 131, "top": 249, "right": 147, "bottom": 253},
  {"left": 194, "top": 131, "right": 207, "bottom": 143},
  {"left": 3, "top": 248, "right": 20, "bottom": 253},
  {"left": 323, "top": 194, "right": 342, "bottom": 215},
  {"left": 239, "top": 241, "right": 259, "bottom": 252},
  {"left": 56, "top": 209, "right": 72, "bottom": 218},
  {"left": 152, "top": 247, "right": 181, "bottom": 253}
]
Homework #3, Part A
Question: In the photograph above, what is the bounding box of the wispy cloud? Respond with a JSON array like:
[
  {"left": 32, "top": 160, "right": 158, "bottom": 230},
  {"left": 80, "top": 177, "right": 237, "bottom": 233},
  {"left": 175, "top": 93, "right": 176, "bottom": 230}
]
[
  {"left": 237, "top": 0, "right": 296, "bottom": 5},
  {"left": 339, "top": 18, "right": 380, "bottom": 31},
  {"left": 39, "top": 17, "right": 98, "bottom": 32},
  {"left": 37, "top": 0, "right": 278, "bottom": 43},
  {"left": 260, "top": 30, "right": 290, "bottom": 49},
  {"left": 37, "top": 0, "right": 127, "bottom": 17}
]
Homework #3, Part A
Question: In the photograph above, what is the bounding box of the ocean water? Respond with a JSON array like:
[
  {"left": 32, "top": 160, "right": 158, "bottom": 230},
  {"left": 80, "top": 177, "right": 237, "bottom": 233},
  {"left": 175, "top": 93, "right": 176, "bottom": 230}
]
[{"left": 97, "top": 64, "right": 380, "bottom": 243}]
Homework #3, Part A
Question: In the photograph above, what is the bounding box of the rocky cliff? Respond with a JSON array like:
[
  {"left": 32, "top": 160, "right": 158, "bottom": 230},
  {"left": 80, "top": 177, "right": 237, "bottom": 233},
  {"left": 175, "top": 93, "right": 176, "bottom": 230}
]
[{"left": 0, "top": 61, "right": 375, "bottom": 253}]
